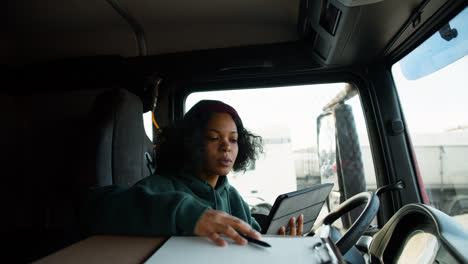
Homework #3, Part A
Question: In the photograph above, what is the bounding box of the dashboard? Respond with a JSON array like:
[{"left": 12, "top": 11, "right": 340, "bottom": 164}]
[
  {"left": 396, "top": 229, "right": 439, "bottom": 263},
  {"left": 369, "top": 204, "right": 468, "bottom": 263}
]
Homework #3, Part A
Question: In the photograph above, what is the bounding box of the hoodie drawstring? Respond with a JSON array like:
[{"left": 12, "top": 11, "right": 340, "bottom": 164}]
[
  {"left": 213, "top": 189, "right": 218, "bottom": 210},
  {"left": 225, "top": 186, "right": 231, "bottom": 214}
]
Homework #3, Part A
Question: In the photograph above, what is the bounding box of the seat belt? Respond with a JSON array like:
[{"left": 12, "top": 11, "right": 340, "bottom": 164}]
[
  {"left": 146, "top": 76, "right": 163, "bottom": 176},
  {"left": 151, "top": 76, "right": 163, "bottom": 138},
  {"left": 145, "top": 152, "right": 155, "bottom": 176}
]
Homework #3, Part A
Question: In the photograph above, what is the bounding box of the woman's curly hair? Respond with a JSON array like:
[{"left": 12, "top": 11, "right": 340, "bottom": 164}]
[{"left": 155, "top": 108, "right": 263, "bottom": 176}]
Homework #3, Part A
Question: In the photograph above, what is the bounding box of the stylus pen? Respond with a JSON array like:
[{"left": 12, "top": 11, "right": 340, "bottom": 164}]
[{"left": 239, "top": 232, "right": 271, "bottom": 247}]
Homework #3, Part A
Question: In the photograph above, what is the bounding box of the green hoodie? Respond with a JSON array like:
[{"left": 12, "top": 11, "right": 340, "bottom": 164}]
[{"left": 84, "top": 173, "right": 261, "bottom": 236}]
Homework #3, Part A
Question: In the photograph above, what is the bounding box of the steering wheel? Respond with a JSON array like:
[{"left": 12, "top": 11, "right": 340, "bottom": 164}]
[{"left": 309, "top": 191, "right": 379, "bottom": 255}]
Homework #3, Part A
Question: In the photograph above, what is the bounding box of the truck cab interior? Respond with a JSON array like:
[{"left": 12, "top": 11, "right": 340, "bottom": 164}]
[{"left": 3, "top": 0, "right": 468, "bottom": 263}]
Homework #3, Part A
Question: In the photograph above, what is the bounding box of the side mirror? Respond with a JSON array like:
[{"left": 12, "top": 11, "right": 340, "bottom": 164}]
[{"left": 317, "top": 111, "right": 340, "bottom": 212}]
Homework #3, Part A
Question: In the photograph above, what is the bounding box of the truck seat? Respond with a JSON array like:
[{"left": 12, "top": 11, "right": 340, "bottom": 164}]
[{"left": 0, "top": 88, "right": 153, "bottom": 262}]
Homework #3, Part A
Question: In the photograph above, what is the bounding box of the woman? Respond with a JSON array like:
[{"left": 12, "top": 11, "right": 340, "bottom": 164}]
[{"left": 84, "top": 100, "right": 303, "bottom": 246}]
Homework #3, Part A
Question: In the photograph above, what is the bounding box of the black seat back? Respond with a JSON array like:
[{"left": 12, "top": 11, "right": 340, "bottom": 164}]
[
  {"left": 86, "top": 88, "right": 154, "bottom": 187},
  {"left": 0, "top": 88, "right": 153, "bottom": 262}
]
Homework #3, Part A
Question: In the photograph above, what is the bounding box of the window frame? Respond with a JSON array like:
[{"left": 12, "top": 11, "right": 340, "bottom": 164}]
[{"left": 170, "top": 69, "right": 402, "bottom": 224}]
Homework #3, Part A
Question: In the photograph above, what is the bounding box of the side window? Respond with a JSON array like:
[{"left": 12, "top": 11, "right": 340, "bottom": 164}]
[
  {"left": 392, "top": 7, "right": 468, "bottom": 228},
  {"left": 186, "top": 83, "right": 375, "bottom": 232},
  {"left": 143, "top": 111, "right": 153, "bottom": 141}
]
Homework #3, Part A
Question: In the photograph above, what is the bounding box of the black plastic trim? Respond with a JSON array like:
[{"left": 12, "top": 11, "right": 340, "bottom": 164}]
[{"left": 105, "top": 0, "right": 148, "bottom": 56}]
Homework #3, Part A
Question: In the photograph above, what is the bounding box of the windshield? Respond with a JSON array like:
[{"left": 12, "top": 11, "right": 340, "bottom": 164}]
[{"left": 392, "top": 6, "right": 468, "bottom": 229}]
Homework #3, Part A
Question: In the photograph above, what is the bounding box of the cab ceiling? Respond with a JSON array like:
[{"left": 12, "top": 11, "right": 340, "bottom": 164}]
[
  {"left": 5, "top": 0, "right": 299, "bottom": 64},
  {"left": 4, "top": 0, "right": 444, "bottom": 66}
]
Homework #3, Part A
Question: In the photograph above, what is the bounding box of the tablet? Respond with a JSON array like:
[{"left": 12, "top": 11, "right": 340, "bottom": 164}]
[{"left": 263, "top": 183, "right": 334, "bottom": 234}]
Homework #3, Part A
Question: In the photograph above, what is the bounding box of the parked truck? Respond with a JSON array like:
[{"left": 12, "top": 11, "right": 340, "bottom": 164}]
[
  {"left": 311, "top": 84, "right": 468, "bottom": 220},
  {"left": 295, "top": 132, "right": 468, "bottom": 217},
  {"left": 228, "top": 84, "right": 468, "bottom": 221}
]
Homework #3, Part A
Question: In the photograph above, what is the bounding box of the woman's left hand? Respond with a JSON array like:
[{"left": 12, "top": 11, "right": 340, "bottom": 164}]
[{"left": 279, "top": 214, "right": 304, "bottom": 236}]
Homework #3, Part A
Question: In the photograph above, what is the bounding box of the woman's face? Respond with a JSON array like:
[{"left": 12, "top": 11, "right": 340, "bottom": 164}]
[{"left": 202, "top": 113, "right": 239, "bottom": 178}]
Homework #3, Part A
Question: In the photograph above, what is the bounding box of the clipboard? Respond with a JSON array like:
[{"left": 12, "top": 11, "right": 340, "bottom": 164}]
[
  {"left": 144, "top": 236, "right": 344, "bottom": 264},
  {"left": 263, "top": 183, "right": 334, "bottom": 234}
]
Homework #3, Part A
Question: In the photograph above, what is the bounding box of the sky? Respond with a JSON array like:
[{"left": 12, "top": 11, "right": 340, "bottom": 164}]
[
  {"left": 392, "top": 50, "right": 468, "bottom": 134},
  {"left": 186, "top": 83, "right": 346, "bottom": 150}
]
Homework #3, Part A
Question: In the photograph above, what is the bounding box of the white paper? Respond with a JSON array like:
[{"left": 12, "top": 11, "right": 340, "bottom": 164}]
[{"left": 145, "top": 236, "right": 338, "bottom": 264}]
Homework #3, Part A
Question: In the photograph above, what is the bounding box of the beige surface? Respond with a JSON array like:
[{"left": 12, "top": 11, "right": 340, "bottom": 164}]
[
  {"left": 453, "top": 214, "right": 468, "bottom": 230},
  {"left": 33, "top": 235, "right": 167, "bottom": 264}
]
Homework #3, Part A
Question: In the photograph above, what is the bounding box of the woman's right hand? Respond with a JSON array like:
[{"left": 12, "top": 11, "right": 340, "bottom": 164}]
[
  {"left": 278, "top": 214, "right": 304, "bottom": 236},
  {"left": 194, "top": 209, "right": 262, "bottom": 247}
]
